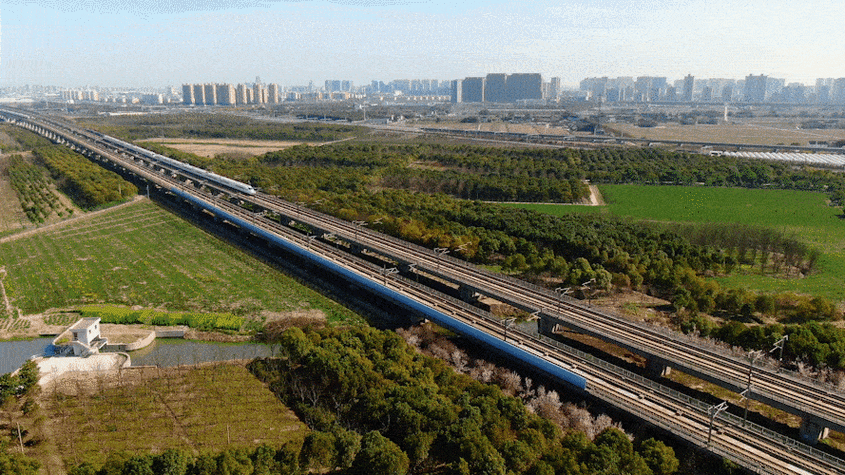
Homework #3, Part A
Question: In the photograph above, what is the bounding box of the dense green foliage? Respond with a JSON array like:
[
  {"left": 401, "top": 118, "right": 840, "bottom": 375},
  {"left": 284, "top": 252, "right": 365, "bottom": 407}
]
[
  {"left": 6, "top": 155, "right": 71, "bottom": 223},
  {"left": 253, "top": 142, "right": 845, "bottom": 202},
  {"left": 576, "top": 147, "right": 845, "bottom": 195},
  {"left": 683, "top": 317, "right": 845, "bottom": 370},
  {"left": 0, "top": 361, "right": 41, "bottom": 475},
  {"left": 79, "top": 113, "right": 363, "bottom": 142},
  {"left": 0, "top": 360, "right": 39, "bottom": 403},
  {"left": 34, "top": 146, "right": 137, "bottom": 209},
  {"left": 78, "top": 305, "right": 245, "bottom": 332},
  {"left": 0, "top": 449, "right": 40, "bottom": 475},
  {"left": 263, "top": 142, "right": 591, "bottom": 202},
  {"left": 248, "top": 326, "right": 677, "bottom": 474},
  {"left": 67, "top": 446, "right": 298, "bottom": 475}
]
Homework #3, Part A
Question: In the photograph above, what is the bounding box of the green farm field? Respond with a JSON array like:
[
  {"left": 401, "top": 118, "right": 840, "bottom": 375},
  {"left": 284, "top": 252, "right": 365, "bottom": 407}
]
[
  {"left": 506, "top": 185, "right": 845, "bottom": 301},
  {"left": 0, "top": 199, "right": 362, "bottom": 325},
  {"left": 42, "top": 363, "right": 306, "bottom": 469}
]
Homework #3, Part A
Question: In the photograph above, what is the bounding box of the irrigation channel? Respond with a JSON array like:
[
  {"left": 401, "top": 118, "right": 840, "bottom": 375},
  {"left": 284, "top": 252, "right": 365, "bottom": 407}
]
[{"left": 0, "top": 338, "right": 273, "bottom": 374}]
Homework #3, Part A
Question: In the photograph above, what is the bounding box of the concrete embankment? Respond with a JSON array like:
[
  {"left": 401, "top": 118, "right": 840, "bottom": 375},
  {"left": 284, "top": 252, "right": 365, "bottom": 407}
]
[{"left": 34, "top": 353, "right": 131, "bottom": 387}]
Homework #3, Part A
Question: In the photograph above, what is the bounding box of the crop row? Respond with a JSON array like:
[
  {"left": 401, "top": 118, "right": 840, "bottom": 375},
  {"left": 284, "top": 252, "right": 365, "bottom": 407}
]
[
  {"left": 34, "top": 146, "right": 137, "bottom": 209},
  {"left": 77, "top": 304, "right": 244, "bottom": 331},
  {"left": 7, "top": 155, "right": 72, "bottom": 223}
]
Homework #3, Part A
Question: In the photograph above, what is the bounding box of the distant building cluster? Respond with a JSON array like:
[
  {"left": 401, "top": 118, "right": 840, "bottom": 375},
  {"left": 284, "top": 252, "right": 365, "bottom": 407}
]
[
  {"left": 365, "top": 79, "right": 450, "bottom": 96},
  {"left": 182, "top": 82, "right": 283, "bottom": 106},
  {"left": 579, "top": 74, "right": 845, "bottom": 104},
  {"left": 44, "top": 86, "right": 180, "bottom": 104},
  {"left": 5, "top": 71, "right": 845, "bottom": 108},
  {"left": 450, "top": 73, "right": 560, "bottom": 104}
]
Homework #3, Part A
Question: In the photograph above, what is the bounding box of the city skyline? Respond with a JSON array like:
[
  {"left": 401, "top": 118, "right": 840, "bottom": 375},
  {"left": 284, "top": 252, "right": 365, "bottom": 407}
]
[{"left": 2, "top": 0, "right": 844, "bottom": 88}]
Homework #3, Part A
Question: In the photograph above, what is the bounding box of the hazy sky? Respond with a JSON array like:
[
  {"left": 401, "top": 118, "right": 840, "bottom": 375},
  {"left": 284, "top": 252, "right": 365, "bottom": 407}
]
[{"left": 2, "top": 0, "right": 843, "bottom": 88}]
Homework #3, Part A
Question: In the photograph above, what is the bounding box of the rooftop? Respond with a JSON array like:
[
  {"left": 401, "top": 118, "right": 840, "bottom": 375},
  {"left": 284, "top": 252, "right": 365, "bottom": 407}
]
[{"left": 69, "top": 317, "right": 100, "bottom": 332}]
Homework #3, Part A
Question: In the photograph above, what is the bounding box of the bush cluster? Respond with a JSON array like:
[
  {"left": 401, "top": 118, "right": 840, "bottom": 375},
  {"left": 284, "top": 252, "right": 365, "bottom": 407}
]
[
  {"left": 34, "top": 146, "right": 137, "bottom": 209},
  {"left": 247, "top": 326, "right": 678, "bottom": 475},
  {"left": 81, "top": 113, "right": 362, "bottom": 142},
  {"left": 6, "top": 155, "right": 67, "bottom": 223},
  {"left": 78, "top": 305, "right": 243, "bottom": 331}
]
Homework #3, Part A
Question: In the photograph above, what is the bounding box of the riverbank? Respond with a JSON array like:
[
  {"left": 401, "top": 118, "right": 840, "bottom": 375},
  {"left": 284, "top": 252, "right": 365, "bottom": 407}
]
[{"left": 0, "top": 309, "right": 259, "bottom": 343}]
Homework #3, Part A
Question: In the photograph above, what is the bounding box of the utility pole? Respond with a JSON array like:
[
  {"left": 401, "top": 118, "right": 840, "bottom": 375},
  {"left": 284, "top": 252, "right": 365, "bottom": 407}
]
[
  {"left": 771, "top": 335, "right": 788, "bottom": 367},
  {"left": 582, "top": 278, "right": 596, "bottom": 306},
  {"left": 708, "top": 401, "right": 729, "bottom": 445},
  {"left": 555, "top": 287, "right": 571, "bottom": 314},
  {"left": 503, "top": 317, "right": 517, "bottom": 342},
  {"left": 743, "top": 350, "right": 763, "bottom": 425},
  {"left": 382, "top": 266, "right": 398, "bottom": 286},
  {"left": 434, "top": 247, "right": 449, "bottom": 274}
]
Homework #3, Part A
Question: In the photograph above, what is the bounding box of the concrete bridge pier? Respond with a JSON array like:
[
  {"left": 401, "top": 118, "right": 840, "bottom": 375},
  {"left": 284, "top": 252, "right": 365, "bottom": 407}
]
[
  {"left": 537, "top": 315, "right": 561, "bottom": 336},
  {"left": 799, "top": 416, "right": 830, "bottom": 444},
  {"left": 646, "top": 358, "right": 672, "bottom": 378},
  {"left": 459, "top": 285, "right": 480, "bottom": 304}
]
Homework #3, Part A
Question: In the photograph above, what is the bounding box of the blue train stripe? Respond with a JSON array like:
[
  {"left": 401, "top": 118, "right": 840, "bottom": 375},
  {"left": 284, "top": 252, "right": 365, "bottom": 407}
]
[{"left": 171, "top": 188, "right": 587, "bottom": 391}]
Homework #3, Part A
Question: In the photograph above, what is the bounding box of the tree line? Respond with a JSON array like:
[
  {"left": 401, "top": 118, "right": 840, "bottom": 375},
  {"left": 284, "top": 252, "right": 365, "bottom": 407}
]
[
  {"left": 34, "top": 146, "right": 137, "bottom": 209},
  {"left": 247, "top": 326, "right": 679, "bottom": 475},
  {"left": 79, "top": 113, "right": 363, "bottom": 142},
  {"left": 6, "top": 155, "right": 71, "bottom": 223}
]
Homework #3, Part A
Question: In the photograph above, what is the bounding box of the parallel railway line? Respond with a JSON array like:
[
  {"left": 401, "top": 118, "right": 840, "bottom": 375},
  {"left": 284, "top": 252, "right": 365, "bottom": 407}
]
[
  {"left": 3, "top": 108, "right": 845, "bottom": 473},
  {"left": 247, "top": 192, "right": 845, "bottom": 435}
]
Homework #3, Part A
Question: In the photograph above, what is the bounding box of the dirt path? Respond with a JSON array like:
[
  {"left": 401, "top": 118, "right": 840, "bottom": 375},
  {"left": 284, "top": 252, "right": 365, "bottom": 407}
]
[
  {"left": 0, "top": 195, "right": 147, "bottom": 244},
  {"left": 314, "top": 136, "right": 357, "bottom": 147},
  {"left": 588, "top": 184, "right": 606, "bottom": 206},
  {"left": 0, "top": 267, "right": 12, "bottom": 318},
  {"left": 483, "top": 183, "right": 607, "bottom": 207},
  {"left": 143, "top": 137, "right": 321, "bottom": 158}
]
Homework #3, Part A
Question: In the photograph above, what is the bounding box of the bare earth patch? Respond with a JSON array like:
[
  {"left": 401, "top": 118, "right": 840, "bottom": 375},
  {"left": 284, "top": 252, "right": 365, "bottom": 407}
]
[{"left": 143, "top": 137, "right": 316, "bottom": 158}]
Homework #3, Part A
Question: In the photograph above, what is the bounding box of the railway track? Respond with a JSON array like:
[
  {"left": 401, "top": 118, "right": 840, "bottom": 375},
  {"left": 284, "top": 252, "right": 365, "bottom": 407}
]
[
  {"left": 247, "top": 192, "right": 845, "bottom": 435},
  {"left": 177, "top": 189, "right": 845, "bottom": 475},
  {"left": 4, "top": 108, "right": 845, "bottom": 473}
]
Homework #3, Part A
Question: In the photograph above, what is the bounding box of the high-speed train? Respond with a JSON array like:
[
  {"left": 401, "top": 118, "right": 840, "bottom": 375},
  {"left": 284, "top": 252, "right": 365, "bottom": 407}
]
[{"left": 92, "top": 131, "right": 257, "bottom": 195}]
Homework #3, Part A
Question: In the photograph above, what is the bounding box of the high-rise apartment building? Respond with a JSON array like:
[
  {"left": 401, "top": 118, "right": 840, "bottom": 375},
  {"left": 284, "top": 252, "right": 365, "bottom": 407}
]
[
  {"left": 721, "top": 84, "right": 733, "bottom": 102},
  {"left": 236, "top": 84, "right": 248, "bottom": 105},
  {"left": 700, "top": 86, "right": 712, "bottom": 102},
  {"left": 484, "top": 74, "right": 507, "bottom": 103},
  {"left": 451, "top": 80, "right": 463, "bottom": 103},
  {"left": 253, "top": 83, "right": 265, "bottom": 104},
  {"left": 204, "top": 83, "right": 217, "bottom": 105},
  {"left": 192, "top": 84, "right": 205, "bottom": 106},
  {"left": 217, "top": 84, "right": 236, "bottom": 105},
  {"left": 682, "top": 74, "right": 694, "bottom": 102},
  {"left": 744, "top": 74, "right": 767, "bottom": 102},
  {"left": 506, "top": 73, "right": 543, "bottom": 102},
  {"left": 462, "top": 77, "right": 485, "bottom": 102},
  {"left": 549, "top": 77, "right": 561, "bottom": 99},
  {"left": 267, "top": 83, "right": 280, "bottom": 104},
  {"left": 182, "top": 84, "right": 194, "bottom": 105},
  {"left": 831, "top": 78, "right": 845, "bottom": 104}
]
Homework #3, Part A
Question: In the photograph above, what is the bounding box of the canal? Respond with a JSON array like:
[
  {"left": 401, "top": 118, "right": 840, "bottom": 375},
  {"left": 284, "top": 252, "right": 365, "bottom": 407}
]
[{"left": 1, "top": 337, "right": 273, "bottom": 374}]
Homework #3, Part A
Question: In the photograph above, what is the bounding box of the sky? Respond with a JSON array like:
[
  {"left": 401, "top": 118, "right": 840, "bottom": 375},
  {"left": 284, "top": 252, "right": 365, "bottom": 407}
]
[{"left": 1, "top": 0, "right": 844, "bottom": 88}]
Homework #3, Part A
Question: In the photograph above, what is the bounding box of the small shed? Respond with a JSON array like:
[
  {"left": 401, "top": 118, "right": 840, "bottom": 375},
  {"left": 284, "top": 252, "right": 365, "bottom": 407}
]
[{"left": 66, "top": 318, "right": 108, "bottom": 356}]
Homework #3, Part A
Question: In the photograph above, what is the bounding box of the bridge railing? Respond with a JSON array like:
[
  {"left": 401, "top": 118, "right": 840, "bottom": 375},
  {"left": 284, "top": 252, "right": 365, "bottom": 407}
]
[{"left": 290, "top": 194, "right": 845, "bottom": 406}]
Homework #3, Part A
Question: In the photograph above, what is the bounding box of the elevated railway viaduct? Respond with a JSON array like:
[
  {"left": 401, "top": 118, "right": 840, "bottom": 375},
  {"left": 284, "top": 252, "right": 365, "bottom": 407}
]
[{"left": 2, "top": 108, "right": 845, "bottom": 474}]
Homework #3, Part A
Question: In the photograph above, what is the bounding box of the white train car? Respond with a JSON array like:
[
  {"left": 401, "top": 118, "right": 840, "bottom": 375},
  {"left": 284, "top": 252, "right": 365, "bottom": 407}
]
[{"left": 98, "top": 134, "right": 257, "bottom": 195}]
